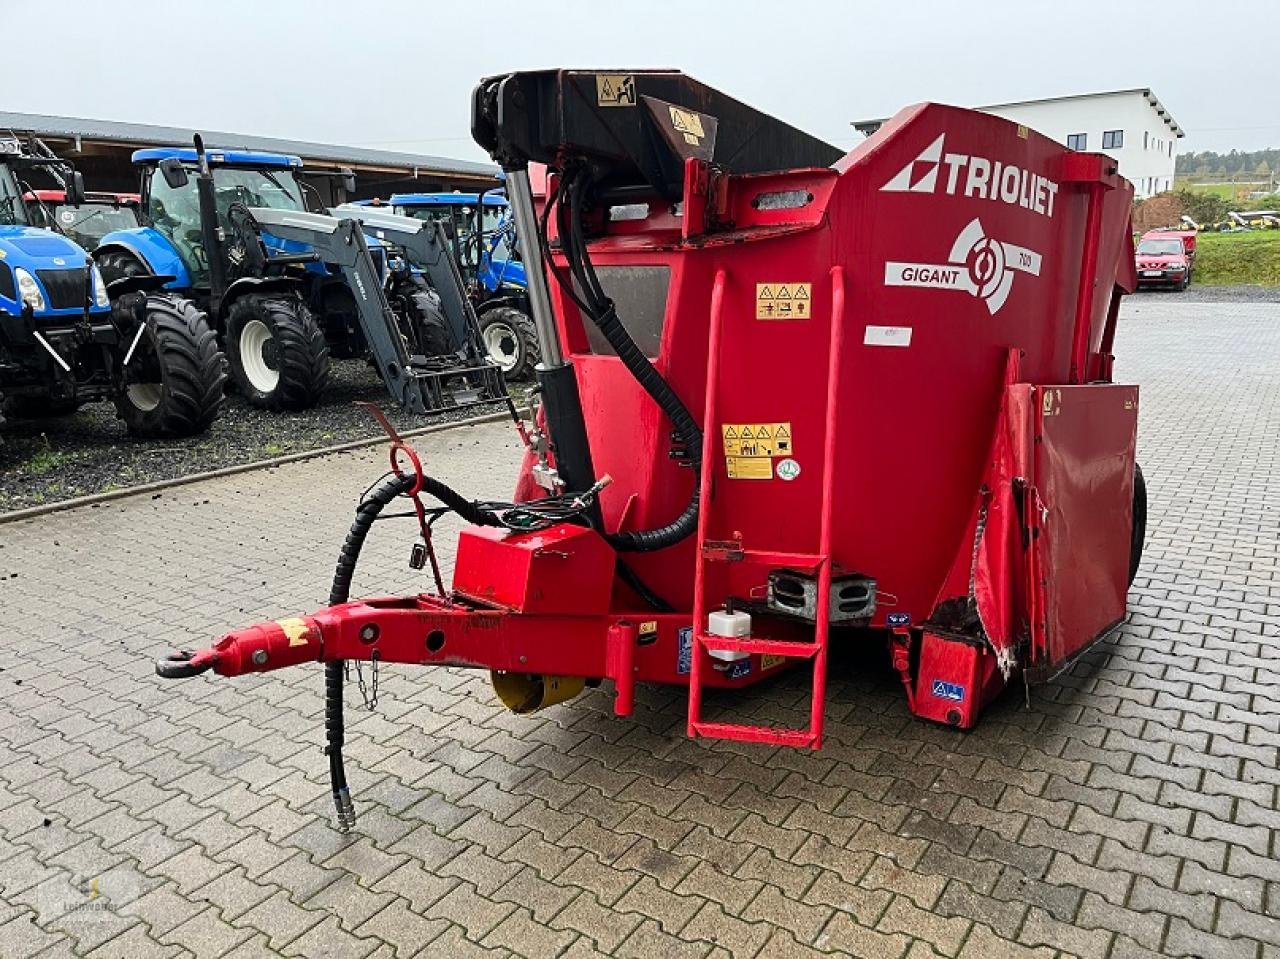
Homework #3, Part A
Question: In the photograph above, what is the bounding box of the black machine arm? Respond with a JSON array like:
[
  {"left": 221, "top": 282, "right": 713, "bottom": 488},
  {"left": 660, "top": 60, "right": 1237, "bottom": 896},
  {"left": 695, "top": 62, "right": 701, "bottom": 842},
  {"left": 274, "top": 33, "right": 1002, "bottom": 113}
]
[{"left": 471, "top": 68, "right": 843, "bottom": 198}]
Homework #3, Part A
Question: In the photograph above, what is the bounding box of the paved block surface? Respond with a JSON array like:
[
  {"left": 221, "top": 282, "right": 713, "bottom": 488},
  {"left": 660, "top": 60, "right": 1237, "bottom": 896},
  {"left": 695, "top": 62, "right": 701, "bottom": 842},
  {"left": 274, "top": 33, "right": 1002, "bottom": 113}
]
[{"left": 0, "top": 298, "right": 1276, "bottom": 958}]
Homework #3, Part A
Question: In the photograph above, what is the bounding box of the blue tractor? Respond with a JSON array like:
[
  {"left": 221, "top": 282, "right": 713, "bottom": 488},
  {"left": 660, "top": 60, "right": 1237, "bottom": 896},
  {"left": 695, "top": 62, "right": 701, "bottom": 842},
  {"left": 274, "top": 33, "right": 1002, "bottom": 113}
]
[
  {"left": 97, "top": 137, "right": 447, "bottom": 411},
  {"left": 379, "top": 191, "right": 539, "bottom": 380},
  {"left": 0, "top": 137, "right": 224, "bottom": 436}
]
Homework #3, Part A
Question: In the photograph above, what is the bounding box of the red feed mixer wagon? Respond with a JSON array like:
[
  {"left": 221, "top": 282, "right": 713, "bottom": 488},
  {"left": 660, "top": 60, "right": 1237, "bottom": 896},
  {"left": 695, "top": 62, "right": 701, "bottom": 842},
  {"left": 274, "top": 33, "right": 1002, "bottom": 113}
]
[{"left": 158, "top": 69, "right": 1145, "bottom": 827}]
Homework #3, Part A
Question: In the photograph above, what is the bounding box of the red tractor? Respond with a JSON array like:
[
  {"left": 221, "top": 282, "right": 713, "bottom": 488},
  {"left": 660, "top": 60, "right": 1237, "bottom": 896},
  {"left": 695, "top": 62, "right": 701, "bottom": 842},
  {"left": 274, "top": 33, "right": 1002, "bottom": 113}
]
[
  {"left": 158, "top": 70, "right": 1145, "bottom": 829},
  {"left": 24, "top": 189, "right": 142, "bottom": 252}
]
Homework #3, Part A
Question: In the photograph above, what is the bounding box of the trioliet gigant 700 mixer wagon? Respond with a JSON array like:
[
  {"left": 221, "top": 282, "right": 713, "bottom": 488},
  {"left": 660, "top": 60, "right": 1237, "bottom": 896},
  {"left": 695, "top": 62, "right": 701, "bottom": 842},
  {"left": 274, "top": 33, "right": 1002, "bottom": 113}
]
[{"left": 158, "top": 69, "right": 1145, "bottom": 829}]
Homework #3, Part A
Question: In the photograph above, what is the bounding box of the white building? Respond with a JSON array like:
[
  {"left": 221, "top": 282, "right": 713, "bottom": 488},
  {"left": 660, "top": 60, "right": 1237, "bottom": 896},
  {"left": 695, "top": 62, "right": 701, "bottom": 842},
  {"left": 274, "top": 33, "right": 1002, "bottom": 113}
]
[{"left": 853, "top": 88, "right": 1184, "bottom": 200}]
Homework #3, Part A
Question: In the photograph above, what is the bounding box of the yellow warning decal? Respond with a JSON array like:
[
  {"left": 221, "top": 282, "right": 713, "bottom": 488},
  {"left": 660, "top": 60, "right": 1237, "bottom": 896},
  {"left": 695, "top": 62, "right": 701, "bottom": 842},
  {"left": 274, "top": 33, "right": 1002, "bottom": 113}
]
[
  {"left": 761, "top": 654, "right": 787, "bottom": 670},
  {"left": 277, "top": 617, "right": 314, "bottom": 648},
  {"left": 725, "top": 456, "right": 774, "bottom": 480},
  {"left": 668, "top": 106, "right": 706, "bottom": 146},
  {"left": 755, "top": 282, "right": 811, "bottom": 320},
  {"left": 595, "top": 74, "right": 636, "bottom": 107},
  {"left": 722, "top": 422, "right": 793, "bottom": 458}
]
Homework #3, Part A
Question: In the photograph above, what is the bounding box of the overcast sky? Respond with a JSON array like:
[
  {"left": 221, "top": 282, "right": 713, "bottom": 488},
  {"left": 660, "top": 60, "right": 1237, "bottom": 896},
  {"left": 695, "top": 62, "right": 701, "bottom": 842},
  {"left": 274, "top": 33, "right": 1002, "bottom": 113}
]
[{"left": 4, "top": 0, "right": 1276, "bottom": 159}]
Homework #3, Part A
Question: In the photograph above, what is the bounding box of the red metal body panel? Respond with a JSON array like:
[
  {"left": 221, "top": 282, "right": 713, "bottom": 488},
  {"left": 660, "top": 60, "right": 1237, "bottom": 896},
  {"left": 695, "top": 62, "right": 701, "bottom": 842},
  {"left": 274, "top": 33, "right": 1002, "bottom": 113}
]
[
  {"left": 453, "top": 525, "right": 615, "bottom": 615},
  {"left": 1032, "top": 385, "right": 1138, "bottom": 669},
  {"left": 544, "top": 104, "right": 1133, "bottom": 639}
]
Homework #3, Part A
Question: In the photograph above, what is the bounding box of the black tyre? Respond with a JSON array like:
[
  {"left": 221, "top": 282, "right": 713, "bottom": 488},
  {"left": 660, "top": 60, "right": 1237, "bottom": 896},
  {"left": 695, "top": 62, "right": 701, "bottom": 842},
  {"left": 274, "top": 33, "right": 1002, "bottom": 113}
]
[
  {"left": 96, "top": 249, "right": 146, "bottom": 284},
  {"left": 114, "top": 294, "right": 226, "bottom": 438},
  {"left": 226, "top": 294, "right": 330, "bottom": 411},
  {"left": 392, "top": 276, "right": 451, "bottom": 357},
  {"left": 1128, "top": 463, "right": 1147, "bottom": 587},
  {"left": 478, "top": 305, "right": 540, "bottom": 380}
]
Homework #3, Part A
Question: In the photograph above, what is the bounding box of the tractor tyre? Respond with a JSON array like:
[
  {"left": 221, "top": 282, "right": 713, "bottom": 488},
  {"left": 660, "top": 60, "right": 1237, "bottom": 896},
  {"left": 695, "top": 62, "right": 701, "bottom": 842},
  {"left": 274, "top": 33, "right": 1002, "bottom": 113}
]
[
  {"left": 114, "top": 294, "right": 226, "bottom": 438},
  {"left": 226, "top": 294, "right": 330, "bottom": 411},
  {"left": 1127, "top": 463, "right": 1147, "bottom": 587},
  {"left": 478, "top": 305, "right": 540, "bottom": 380},
  {"left": 392, "top": 276, "right": 451, "bottom": 357},
  {"left": 96, "top": 249, "right": 147, "bottom": 284}
]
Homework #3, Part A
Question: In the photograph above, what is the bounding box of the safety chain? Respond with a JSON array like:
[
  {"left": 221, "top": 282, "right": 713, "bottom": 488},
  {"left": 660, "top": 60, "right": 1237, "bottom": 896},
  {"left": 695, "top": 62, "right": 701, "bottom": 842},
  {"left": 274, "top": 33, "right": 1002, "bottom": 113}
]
[{"left": 353, "top": 654, "right": 380, "bottom": 712}]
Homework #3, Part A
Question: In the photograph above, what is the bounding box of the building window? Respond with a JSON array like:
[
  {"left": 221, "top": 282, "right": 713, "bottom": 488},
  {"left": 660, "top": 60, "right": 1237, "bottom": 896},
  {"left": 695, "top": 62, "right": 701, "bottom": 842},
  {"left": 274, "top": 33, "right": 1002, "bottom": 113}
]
[
  {"left": 1144, "top": 131, "right": 1149, "bottom": 149},
  {"left": 1066, "top": 133, "right": 1087, "bottom": 151},
  {"left": 1102, "top": 130, "right": 1124, "bottom": 149}
]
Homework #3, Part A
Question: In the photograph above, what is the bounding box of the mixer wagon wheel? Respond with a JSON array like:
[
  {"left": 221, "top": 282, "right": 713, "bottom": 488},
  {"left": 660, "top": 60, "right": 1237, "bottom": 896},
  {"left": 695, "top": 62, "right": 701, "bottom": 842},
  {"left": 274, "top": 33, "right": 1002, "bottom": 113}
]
[{"left": 1128, "top": 463, "right": 1147, "bottom": 587}]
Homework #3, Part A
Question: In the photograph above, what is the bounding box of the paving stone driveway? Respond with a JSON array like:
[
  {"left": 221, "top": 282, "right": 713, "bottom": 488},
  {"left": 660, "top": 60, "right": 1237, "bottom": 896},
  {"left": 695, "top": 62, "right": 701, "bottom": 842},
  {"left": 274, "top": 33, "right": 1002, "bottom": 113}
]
[{"left": 0, "top": 298, "right": 1276, "bottom": 959}]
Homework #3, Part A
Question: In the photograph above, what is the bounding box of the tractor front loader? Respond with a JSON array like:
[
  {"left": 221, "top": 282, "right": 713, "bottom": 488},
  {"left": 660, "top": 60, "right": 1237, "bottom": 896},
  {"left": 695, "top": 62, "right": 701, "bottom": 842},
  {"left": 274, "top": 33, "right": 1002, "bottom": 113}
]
[
  {"left": 245, "top": 205, "right": 505, "bottom": 414},
  {"left": 157, "top": 69, "right": 1146, "bottom": 831}
]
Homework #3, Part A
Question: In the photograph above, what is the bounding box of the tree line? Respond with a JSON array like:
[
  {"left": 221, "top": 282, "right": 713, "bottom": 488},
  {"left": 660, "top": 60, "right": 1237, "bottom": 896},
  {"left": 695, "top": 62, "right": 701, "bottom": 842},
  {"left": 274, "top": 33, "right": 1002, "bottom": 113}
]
[{"left": 1176, "top": 148, "right": 1280, "bottom": 178}]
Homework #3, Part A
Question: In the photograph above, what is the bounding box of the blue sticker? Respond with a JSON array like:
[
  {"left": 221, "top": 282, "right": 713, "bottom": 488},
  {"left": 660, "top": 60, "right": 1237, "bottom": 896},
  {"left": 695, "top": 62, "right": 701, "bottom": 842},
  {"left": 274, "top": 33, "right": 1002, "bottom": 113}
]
[
  {"left": 931, "top": 679, "right": 966, "bottom": 702},
  {"left": 726, "top": 658, "right": 752, "bottom": 679},
  {"left": 676, "top": 626, "right": 693, "bottom": 675},
  {"left": 886, "top": 611, "right": 911, "bottom": 627}
]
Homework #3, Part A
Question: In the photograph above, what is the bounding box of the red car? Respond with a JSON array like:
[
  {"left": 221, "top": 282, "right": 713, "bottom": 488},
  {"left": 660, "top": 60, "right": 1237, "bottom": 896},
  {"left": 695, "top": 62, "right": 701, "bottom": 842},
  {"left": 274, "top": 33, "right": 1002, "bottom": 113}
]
[
  {"left": 23, "top": 189, "right": 142, "bottom": 252},
  {"left": 1135, "top": 229, "right": 1195, "bottom": 290}
]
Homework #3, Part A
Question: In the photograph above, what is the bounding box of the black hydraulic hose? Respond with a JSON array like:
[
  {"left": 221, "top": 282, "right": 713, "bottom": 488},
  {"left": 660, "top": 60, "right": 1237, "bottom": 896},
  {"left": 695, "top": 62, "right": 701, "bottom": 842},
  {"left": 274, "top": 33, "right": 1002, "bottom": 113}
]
[
  {"left": 325, "top": 472, "right": 415, "bottom": 831},
  {"left": 555, "top": 169, "right": 702, "bottom": 552}
]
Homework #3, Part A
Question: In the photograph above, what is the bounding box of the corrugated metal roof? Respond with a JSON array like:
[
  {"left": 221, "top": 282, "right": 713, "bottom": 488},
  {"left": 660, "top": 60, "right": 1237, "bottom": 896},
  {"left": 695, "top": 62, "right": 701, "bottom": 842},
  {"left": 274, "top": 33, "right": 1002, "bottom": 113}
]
[{"left": 0, "top": 109, "right": 498, "bottom": 179}]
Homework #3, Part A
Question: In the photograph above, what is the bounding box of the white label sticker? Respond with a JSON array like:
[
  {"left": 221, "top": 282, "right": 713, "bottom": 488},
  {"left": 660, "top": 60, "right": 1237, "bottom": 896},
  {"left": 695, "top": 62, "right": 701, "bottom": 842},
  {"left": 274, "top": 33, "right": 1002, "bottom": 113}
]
[
  {"left": 864, "top": 325, "right": 913, "bottom": 347},
  {"left": 775, "top": 458, "right": 801, "bottom": 481}
]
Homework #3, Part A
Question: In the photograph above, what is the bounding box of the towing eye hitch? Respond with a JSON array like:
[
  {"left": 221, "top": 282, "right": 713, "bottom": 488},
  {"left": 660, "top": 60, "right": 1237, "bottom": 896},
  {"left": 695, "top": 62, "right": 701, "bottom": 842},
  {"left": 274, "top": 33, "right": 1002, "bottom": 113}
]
[{"left": 155, "top": 649, "right": 216, "bottom": 679}]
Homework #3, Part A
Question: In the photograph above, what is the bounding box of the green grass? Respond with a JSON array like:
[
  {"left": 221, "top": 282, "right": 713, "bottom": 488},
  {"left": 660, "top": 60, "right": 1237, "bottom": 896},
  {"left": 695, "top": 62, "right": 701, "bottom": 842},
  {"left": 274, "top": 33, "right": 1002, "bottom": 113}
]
[
  {"left": 1193, "top": 230, "right": 1280, "bottom": 286},
  {"left": 26, "top": 447, "right": 71, "bottom": 475},
  {"left": 1177, "top": 179, "right": 1279, "bottom": 200}
]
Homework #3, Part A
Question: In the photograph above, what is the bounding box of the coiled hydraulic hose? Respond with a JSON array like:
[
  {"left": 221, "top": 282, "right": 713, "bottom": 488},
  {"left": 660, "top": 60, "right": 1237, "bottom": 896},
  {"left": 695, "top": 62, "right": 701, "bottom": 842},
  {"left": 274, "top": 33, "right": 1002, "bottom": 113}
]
[
  {"left": 324, "top": 472, "right": 415, "bottom": 831},
  {"left": 549, "top": 167, "right": 702, "bottom": 552}
]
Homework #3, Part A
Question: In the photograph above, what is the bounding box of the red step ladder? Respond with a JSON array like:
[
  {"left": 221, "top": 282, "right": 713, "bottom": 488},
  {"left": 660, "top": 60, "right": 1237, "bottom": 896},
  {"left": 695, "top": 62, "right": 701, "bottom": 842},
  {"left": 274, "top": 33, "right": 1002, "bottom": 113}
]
[{"left": 686, "top": 267, "right": 847, "bottom": 749}]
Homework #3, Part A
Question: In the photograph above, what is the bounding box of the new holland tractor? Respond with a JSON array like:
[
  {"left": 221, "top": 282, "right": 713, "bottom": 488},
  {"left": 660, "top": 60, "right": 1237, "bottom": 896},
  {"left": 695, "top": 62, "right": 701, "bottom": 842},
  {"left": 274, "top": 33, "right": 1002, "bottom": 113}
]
[
  {"left": 95, "top": 137, "right": 449, "bottom": 412},
  {"left": 378, "top": 191, "right": 539, "bottom": 379},
  {"left": 0, "top": 137, "right": 223, "bottom": 435}
]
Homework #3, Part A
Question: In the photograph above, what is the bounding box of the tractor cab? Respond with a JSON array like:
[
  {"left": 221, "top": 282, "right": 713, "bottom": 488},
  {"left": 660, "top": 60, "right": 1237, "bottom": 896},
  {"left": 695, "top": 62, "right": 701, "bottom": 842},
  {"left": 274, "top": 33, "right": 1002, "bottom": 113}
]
[
  {"left": 115, "top": 147, "right": 313, "bottom": 290},
  {"left": 387, "top": 192, "right": 525, "bottom": 291},
  {"left": 25, "top": 190, "right": 142, "bottom": 252}
]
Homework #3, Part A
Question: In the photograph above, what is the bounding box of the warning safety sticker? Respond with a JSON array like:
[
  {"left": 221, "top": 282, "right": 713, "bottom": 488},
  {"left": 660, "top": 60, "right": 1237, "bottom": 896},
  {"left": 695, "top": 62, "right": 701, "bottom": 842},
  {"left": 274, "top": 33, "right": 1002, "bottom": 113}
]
[
  {"left": 725, "top": 456, "right": 773, "bottom": 480},
  {"left": 721, "top": 422, "right": 793, "bottom": 458},
  {"left": 595, "top": 74, "right": 636, "bottom": 107},
  {"left": 755, "top": 283, "right": 811, "bottom": 320}
]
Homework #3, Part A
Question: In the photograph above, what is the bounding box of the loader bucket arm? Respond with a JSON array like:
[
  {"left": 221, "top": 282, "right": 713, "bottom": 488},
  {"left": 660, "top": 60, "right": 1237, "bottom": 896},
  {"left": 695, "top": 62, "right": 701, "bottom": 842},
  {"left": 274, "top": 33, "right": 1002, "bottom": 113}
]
[
  {"left": 471, "top": 69, "right": 844, "bottom": 197},
  {"left": 328, "top": 206, "right": 479, "bottom": 359},
  {"left": 246, "top": 207, "right": 500, "bottom": 415}
]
